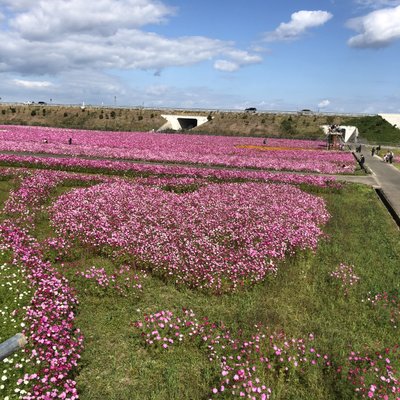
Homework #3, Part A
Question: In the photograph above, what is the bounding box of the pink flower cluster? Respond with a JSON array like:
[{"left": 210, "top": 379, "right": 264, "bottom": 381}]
[
  {"left": 344, "top": 347, "right": 400, "bottom": 399},
  {"left": 213, "top": 328, "right": 330, "bottom": 399},
  {"left": 2, "top": 169, "right": 110, "bottom": 228},
  {"left": 0, "top": 222, "right": 83, "bottom": 400},
  {"left": 40, "top": 236, "right": 72, "bottom": 262},
  {"left": 50, "top": 181, "right": 330, "bottom": 292},
  {"left": 75, "top": 265, "right": 145, "bottom": 296},
  {"left": 0, "top": 125, "right": 355, "bottom": 173},
  {"left": 2, "top": 170, "right": 65, "bottom": 228},
  {"left": 133, "top": 308, "right": 330, "bottom": 399},
  {"left": 330, "top": 263, "right": 360, "bottom": 295},
  {"left": 0, "top": 153, "right": 341, "bottom": 187}
]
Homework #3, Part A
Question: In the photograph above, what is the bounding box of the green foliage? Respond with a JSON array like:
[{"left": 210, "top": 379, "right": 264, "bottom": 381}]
[
  {"left": 326, "top": 116, "right": 335, "bottom": 125},
  {"left": 280, "top": 118, "right": 297, "bottom": 135},
  {"left": 30, "top": 110, "right": 36, "bottom": 116},
  {"left": 344, "top": 115, "right": 400, "bottom": 145}
]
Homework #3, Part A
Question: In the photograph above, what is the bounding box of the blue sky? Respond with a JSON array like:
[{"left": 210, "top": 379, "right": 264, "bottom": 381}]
[{"left": 0, "top": 0, "right": 399, "bottom": 113}]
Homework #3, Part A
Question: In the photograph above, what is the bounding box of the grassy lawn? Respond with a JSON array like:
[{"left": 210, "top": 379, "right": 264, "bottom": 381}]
[{"left": 1, "top": 176, "right": 400, "bottom": 399}]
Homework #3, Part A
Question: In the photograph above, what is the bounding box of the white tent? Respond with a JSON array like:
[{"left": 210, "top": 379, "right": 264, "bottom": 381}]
[{"left": 321, "top": 125, "right": 359, "bottom": 143}]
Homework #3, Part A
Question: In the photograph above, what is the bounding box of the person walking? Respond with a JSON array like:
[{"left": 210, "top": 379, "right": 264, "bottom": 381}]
[
  {"left": 371, "top": 147, "right": 375, "bottom": 156},
  {"left": 360, "top": 154, "right": 365, "bottom": 169}
]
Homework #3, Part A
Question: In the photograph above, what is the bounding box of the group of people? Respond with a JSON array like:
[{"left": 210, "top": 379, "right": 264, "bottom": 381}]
[
  {"left": 328, "top": 124, "right": 346, "bottom": 135},
  {"left": 371, "top": 145, "right": 381, "bottom": 156},
  {"left": 383, "top": 150, "right": 394, "bottom": 164},
  {"left": 371, "top": 145, "right": 395, "bottom": 163}
]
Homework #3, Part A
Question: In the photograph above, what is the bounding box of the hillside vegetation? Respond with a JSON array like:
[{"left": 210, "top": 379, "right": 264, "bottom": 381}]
[
  {"left": 1, "top": 104, "right": 399, "bottom": 143},
  {"left": 343, "top": 115, "right": 400, "bottom": 145}
]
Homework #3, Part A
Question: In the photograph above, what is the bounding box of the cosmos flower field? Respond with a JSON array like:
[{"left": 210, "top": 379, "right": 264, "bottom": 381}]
[
  {"left": 0, "top": 126, "right": 399, "bottom": 400},
  {"left": 0, "top": 125, "right": 355, "bottom": 174}
]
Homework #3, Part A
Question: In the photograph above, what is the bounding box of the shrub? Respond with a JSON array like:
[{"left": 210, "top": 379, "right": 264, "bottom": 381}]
[
  {"left": 326, "top": 116, "right": 335, "bottom": 125},
  {"left": 280, "top": 119, "right": 297, "bottom": 135}
]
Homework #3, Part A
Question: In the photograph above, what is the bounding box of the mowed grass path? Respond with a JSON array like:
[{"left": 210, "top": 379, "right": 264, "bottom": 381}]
[{"left": 1, "top": 177, "right": 400, "bottom": 399}]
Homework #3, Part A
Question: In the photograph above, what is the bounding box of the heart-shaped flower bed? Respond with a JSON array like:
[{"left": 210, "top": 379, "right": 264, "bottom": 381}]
[{"left": 50, "top": 182, "right": 330, "bottom": 292}]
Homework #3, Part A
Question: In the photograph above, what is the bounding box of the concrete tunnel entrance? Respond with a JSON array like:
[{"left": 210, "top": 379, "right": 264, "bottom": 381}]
[
  {"left": 177, "top": 118, "right": 198, "bottom": 130},
  {"left": 158, "top": 114, "right": 210, "bottom": 131}
]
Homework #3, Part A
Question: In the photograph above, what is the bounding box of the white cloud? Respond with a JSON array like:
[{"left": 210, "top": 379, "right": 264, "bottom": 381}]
[
  {"left": 0, "top": 0, "right": 261, "bottom": 75},
  {"left": 13, "top": 79, "right": 54, "bottom": 89},
  {"left": 9, "top": 0, "right": 176, "bottom": 40},
  {"left": 0, "top": 1, "right": 35, "bottom": 11},
  {"left": 318, "top": 99, "right": 330, "bottom": 108},
  {"left": 214, "top": 60, "right": 240, "bottom": 72},
  {"left": 265, "top": 10, "right": 333, "bottom": 42},
  {"left": 355, "top": 0, "right": 400, "bottom": 9},
  {"left": 214, "top": 51, "right": 262, "bottom": 72},
  {"left": 347, "top": 5, "right": 400, "bottom": 48},
  {"left": 224, "top": 50, "right": 262, "bottom": 65}
]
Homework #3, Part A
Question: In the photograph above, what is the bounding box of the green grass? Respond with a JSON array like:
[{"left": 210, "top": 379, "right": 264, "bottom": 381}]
[
  {"left": 2, "top": 176, "right": 400, "bottom": 399},
  {"left": 0, "top": 175, "right": 15, "bottom": 210}
]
